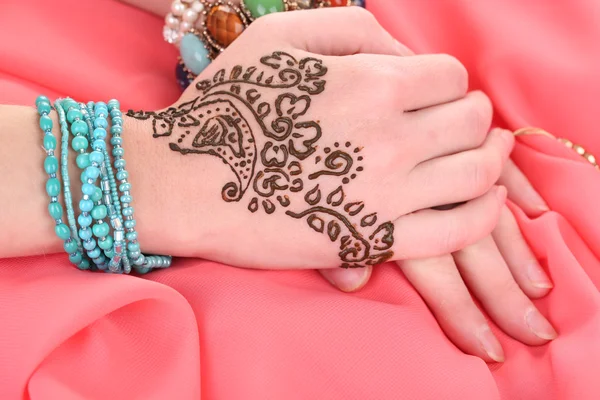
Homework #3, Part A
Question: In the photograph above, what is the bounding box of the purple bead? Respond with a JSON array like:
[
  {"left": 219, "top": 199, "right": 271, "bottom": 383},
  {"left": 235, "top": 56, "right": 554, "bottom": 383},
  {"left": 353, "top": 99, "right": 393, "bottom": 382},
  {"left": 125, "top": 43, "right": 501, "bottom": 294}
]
[{"left": 176, "top": 62, "right": 194, "bottom": 91}]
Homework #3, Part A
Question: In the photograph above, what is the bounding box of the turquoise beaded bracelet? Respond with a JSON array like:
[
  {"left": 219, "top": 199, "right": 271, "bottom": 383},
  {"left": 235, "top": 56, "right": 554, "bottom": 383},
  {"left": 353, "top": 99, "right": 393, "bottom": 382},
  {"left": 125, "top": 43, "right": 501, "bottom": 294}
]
[{"left": 36, "top": 96, "right": 172, "bottom": 274}]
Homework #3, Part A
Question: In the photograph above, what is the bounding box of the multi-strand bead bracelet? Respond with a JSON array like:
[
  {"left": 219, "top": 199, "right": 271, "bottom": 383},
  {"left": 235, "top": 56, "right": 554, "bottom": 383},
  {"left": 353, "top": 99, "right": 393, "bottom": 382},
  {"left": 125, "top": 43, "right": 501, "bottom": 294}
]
[
  {"left": 36, "top": 96, "right": 172, "bottom": 274},
  {"left": 163, "top": 0, "right": 365, "bottom": 90}
]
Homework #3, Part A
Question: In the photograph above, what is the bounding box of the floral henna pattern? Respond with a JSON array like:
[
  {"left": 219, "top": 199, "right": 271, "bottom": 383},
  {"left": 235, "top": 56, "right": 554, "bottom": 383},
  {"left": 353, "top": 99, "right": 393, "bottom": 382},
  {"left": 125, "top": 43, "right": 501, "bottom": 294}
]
[{"left": 127, "top": 51, "right": 394, "bottom": 268}]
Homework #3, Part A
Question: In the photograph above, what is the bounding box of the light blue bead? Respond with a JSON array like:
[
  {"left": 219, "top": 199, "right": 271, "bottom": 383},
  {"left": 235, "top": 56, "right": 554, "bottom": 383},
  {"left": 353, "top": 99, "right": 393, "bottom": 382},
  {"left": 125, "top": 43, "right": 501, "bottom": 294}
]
[
  {"left": 115, "top": 160, "right": 126, "bottom": 169},
  {"left": 82, "top": 183, "right": 96, "bottom": 196},
  {"left": 76, "top": 153, "right": 91, "bottom": 169},
  {"left": 122, "top": 207, "right": 134, "bottom": 217},
  {"left": 95, "top": 102, "right": 107, "bottom": 110},
  {"left": 127, "top": 242, "right": 140, "bottom": 252},
  {"left": 79, "top": 199, "right": 94, "bottom": 212},
  {"left": 110, "top": 126, "right": 122, "bottom": 135},
  {"left": 37, "top": 102, "right": 51, "bottom": 115},
  {"left": 91, "top": 205, "right": 107, "bottom": 220},
  {"left": 83, "top": 238, "right": 97, "bottom": 251},
  {"left": 85, "top": 166, "right": 100, "bottom": 180},
  {"left": 91, "top": 187, "right": 103, "bottom": 202},
  {"left": 116, "top": 170, "right": 128, "bottom": 180},
  {"left": 99, "top": 235, "right": 113, "bottom": 250},
  {"left": 104, "top": 248, "right": 115, "bottom": 258},
  {"left": 113, "top": 148, "right": 124, "bottom": 157},
  {"left": 119, "top": 182, "right": 131, "bottom": 192},
  {"left": 71, "top": 120, "right": 88, "bottom": 135},
  {"left": 39, "top": 115, "right": 53, "bottom": 131},
  {"left": 80, "top": 170, "right": 89, "bottom": 184},
  {"left": 93, "top": 128, "right": 107, "bottom": 139},
  {"left": 112, "top": 116, "right": 123, "bottom": 125},
  {"left": 43, "top": 134, "right": 57, "bottom": 151},
  {"left": 66, "top": 109, "right": 82, "bottom": 123},
  {"left": 78, "top": 259, "right": 91, "bottom": 270},
  {"left": 110, "top": 110, "right": 122, "bottom": 118},
  {"left": 78, "top": 213, "right": 93, "bottom": 227},
  {"left": 46, "top": 178, "right": 60, "bottom": 197},
  {"left": 129, "top": 250, "right": 141, "bottom": 259},
  {"left": 180, "top": 33, "right": 212, "bottom": 75},
  {"left": 69, "top": 252, "right": 83, "bottom": 264},
  {"left": 120, "top": 195, "right": 132, "bottom": 203},
  {"left": 93, "top": 222, "right": 110, "bottom": 238},
  {"left": 93, "top": 255, "right": 106, "bottom": 265},
  {"left": 93, "top": 139, "right": 106, "bottom": 150},
  {"left": 71, "top": 136, "right": 89, "bottom": 151},
  {"left": 90, "top": 151, "right": 104, "bottom": 164},
  {"left": 107, "top": 99, "right": 120, "bottom": 109},
  {"left": 95, "top": 117, "right": 108, "bottom": 128},
  {"left": 44, "top": 156, "right": 58, "bottom": 174},
  {"left": 88, "top": 247, "right": 101, "bottom": 259},
  {"left": 79, "top": 227, "right": 92, "bottom": 240},
  {"left": 126, "top": 231, "right": 138, "bottom": 241},
  {"left": 124, "top": 220, "right": 136, "bottom": 229},
  {"left": 62, "top": 99, "right": 78, "bottom": 110},
  {"left": 64, "top": 240, "right": 77, "bottom": 254},
  {"left": 48, "top": 202, "right": 62, "bottom": 219},
  {"left": 55, "top": 223, "right": 70, "bottom": 240},
  {"left": 110, "top": 137, "right": 122, "bottom": 146},
  {"left": 36, "top": 95, "right": 50, "bottom": 107}
]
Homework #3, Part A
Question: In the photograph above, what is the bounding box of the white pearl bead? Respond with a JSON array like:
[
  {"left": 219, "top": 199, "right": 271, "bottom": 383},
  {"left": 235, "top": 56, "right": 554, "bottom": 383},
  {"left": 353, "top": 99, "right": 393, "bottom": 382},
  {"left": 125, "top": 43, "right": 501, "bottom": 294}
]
[
  {"left": 191, "top": 1, "right": 205, "bottom": 12},
  {"left": 165, "top": 13, "right": 180, "bottom": 29},
  {"left": 183, "top": 9, "right": 199, "bottom": 23},
  {"left": 180, "top": 21, "right": 193, "bottom": 32},
  {"left": 171, "top": 1, "right": 186, "bottom": 16}
]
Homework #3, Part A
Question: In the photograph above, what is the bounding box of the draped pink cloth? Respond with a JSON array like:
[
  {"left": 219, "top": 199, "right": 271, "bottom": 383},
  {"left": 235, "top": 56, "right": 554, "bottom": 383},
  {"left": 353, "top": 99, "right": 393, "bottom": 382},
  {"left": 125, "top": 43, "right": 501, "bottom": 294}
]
[{"left": 0, "top": 0, "right": 599, "bottom": 398}]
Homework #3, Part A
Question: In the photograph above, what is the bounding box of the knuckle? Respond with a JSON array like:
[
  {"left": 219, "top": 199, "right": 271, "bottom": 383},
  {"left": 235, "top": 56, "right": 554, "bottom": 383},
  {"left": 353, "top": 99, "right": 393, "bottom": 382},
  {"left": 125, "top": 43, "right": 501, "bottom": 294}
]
[
  {"left": 441, "top": 218, "right": 469, "bottom": 253},
  {"left": 437, "top": 54, "right": 469, "bottom": 95},
  {"left": 466, "top": 155, "right": 498, "bottom": 196}
]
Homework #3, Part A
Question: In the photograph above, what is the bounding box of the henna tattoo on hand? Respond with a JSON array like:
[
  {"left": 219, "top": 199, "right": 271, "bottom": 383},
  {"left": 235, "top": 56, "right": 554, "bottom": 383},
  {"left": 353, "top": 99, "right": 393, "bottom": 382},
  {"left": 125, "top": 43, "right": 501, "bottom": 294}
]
[{"left": 127, "top": 51, "right": 394, "bottom": 268}]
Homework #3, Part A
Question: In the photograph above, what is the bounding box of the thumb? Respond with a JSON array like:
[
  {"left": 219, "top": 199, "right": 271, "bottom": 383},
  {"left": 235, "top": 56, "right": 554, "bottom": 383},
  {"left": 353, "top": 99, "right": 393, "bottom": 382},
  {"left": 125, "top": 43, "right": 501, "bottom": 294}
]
[{"left": 318, "top": 266, "right": 373, "bottom": 292}]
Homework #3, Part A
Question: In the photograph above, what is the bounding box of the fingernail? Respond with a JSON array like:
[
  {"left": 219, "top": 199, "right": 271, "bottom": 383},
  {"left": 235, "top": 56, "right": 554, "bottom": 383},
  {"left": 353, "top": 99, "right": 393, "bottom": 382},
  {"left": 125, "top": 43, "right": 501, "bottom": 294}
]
[
  {"left": 322, "top": 268, "right": 370, "bottom": 292},
  {"left": 496, "top": 186, "right": 507, "bottom": 202},
  {"left": 477, "top": 325, "right": 505, "bottom": 363},
  {"left": 525, "top": 308, "right": 558, "bottom": 340},
  {"left": 527, "top": 262, "right": 553, "bottom": 289}
]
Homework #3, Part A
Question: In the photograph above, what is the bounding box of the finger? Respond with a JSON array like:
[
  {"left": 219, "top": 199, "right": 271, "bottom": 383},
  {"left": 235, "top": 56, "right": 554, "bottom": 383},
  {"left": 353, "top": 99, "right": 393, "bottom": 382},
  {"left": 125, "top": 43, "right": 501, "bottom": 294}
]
[
  {"left": 392, "top": 186, "right": 506, "bottom": 259},
  {"left": 404, "top": 91, "right": 492, "bottom": 160},
  {"left": 253, "top": 7, "right": 407, "bottom": 56},
  {"left": 399, "top": 256, "right": 505, "bottom": 363},
  {"left": 319, "top": 265, "right": 373, "bottom": 292},
  {"left": 405, "top": 128, "right": 513, "bottom": 211},
  {"left": 498, "top": 159, "right": 549, "bottom": 217},
  {"left": 453, "top": 236, "right": 558, "bottom": 344},
  {"left": 492, "top": 205, "right": 553, "bottom": 297}
]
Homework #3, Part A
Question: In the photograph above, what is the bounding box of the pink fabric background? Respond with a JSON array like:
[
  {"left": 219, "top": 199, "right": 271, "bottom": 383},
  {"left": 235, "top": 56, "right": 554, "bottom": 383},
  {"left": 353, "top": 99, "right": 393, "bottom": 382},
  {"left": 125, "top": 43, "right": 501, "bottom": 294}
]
[{"left": 0, "top": 0, "right": 598, "bottom": 399}]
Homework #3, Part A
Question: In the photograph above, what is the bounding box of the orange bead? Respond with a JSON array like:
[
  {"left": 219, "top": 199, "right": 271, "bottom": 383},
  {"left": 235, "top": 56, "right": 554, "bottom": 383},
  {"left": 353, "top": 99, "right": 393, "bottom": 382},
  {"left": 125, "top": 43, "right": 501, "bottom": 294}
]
[
  {"left": 206, "top": 5, "right": 245, "bottom": 48},
  {"left": 329, "top": 0, "right": 348, "bottom": 6}
]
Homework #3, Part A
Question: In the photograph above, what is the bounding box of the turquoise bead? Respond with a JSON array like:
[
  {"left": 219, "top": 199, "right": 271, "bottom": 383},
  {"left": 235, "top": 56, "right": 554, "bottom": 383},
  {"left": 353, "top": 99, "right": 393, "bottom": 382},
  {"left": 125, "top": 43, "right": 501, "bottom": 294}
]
[
  {"left": 37, "top": 102, "right": 51, "bottom": 115},
  {"left": 44, "top": 156, "right": 58, "bottom": 174},
  {"left": 91, "top": 205, "right": 107, "bottom": 220},
  {"left": 89, "top": 151, "right": 104, "bottom": 164},
  {"left": 48, "top": 202, "right": 62, "bottom": 219},
  {"left": 122, "top": 207, "right": 134, "bottom": 217},
  {"left": 120, "top": 195, "right": 132, "bottom": 203},
  {"left": 91, "top": 187, "right": 103, "bottom": 202},
  {"left": 80, "top": 170, "right": 89, "bottom": 184},
  {"left": 71, "top": 135, "right": 89, "bottom": 151},
  {"left": 126, "top": 231, "right": 138, "bottom": 241},
  {"left": 113, "top": 148, "right": 124, "bottom": 157},
  {"left": 88, "top": 247, "right": 101, "bottom": 259},
  {"left": 92, "top": 139, "right": 106, "bottom": 150},
  {"left": 36, "top": 95, "right": 49, "bottom": 107},
  {"left": 98, "top": 235, "right": 113, "bottom": 250},
  {"left": 79, "top": 199, "right": 94, "bottom": 212},
  {"left": 79, "top": 227, "right": 92, "bottom": 240},
  {"left": 83, "top": 238, "right": 97, "bottom": 251},
  {"left": 46, "top": 178, "right": 60, "bottom": 197},
  {"left": 92, "top": 222, "right": 110, "bottom": 238},
  {"left": 55, "top": 223, "right": 70, "bottom": 240},
  {"left": 127, "top": 242, "right": 140, "bottom": 252},
  {"left": 111, "top": 126, "right": 122, "bottom": 135},
  {"left": 78, "top": 214, "right": 93, "bottom": 227},
  {"left": 76, "top": 153, "right": 91, "bottom": 169},
  {"left": 71, "top": 120, "right": 88, "bottom": 135},
  {"left": 119, "top": 182, "right": 131, "bottom": 192},
  {"left": 66, "top": 109, "right": 82, "bottom": 123},
  {"left": 105, "top": 248, "right": 115, "bottom": 258},
  {"left": 69, "top": 252, "right": 83, "bottom": 264},
  {"left": 62, "top": 99, "right": 78, "bottom": 110},
  {"left": 39, "top": 115, "right": 53, "bottom": 131},
  {"left": 124, "top": 220, "right": 136, "bottom": 229},
  {"left": 116, "top": 170, "right": 128, "bottom": 180},
  {"left": 180, "top": 33, "right": 211, "bottom": 75},
  {"left": 110, "top": 137, "right": 122, "bottom": 146},
  {"left": 115, "top": 159, "right": 126, "bottom": 169},
  {"left": 43, "top": 134, "right": 57, "bottom": 151},
  {"left": 64, "top": 240, "right": 78, "bottom": 254},
  {"left": 82, "top": 183, "right": 96, "bottom": 196},
  {"left": 95, "top": 117, "right": 108, "bottom": 128},
  {"left": 108, "top": 99, "right": 120, "bottom": 109},
  {"left": 110, "top": 110, "right": 121, "bottom": 118},
  {"left": 112, "top": 116, "right": 123, "bottom": 125},
  {"left": 85, "top": 166, "right": 100, "bottom": 180},
  {"left": 78, "top": 259, "right": 91, "bottom": 270},
  {"left": 93, "top": 254, "right": 106, "bottom": 264},
  {"left": 93, "top": 128, "right": 107, "bottom": 139}
]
